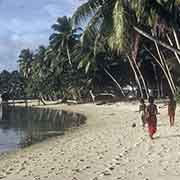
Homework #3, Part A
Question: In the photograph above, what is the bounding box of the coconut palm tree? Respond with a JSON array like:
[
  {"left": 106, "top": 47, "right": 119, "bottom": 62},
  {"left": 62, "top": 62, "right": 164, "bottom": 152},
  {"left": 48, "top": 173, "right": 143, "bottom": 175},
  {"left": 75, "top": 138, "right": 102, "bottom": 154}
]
[
  {"left": 72, "top": 0, "right": 180, "bottom": 96},
  {"left": 49, "top": 16, "right": 82, "bottom": 67},
  {"left": 18, "top": 49, "right": 33, "bottom": 79},
  {"left": 73, "top": 0, "right": 180, "bottom": 54}
]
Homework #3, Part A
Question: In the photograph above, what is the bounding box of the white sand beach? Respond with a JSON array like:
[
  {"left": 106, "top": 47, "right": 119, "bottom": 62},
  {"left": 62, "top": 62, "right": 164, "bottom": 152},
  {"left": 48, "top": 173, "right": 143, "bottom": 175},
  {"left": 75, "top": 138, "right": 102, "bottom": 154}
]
[{"left": 0, "top": 101, "right": 180, "bottom": 180}]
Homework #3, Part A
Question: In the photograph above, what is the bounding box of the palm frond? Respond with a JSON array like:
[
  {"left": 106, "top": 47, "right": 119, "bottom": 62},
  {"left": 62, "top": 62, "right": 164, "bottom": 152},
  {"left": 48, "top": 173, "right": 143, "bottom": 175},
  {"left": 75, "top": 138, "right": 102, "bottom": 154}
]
[
  {"left": 72, "top": 0, "right": 103, "bottom": 26},
  {"left": 52, "top": 16, "right": 72, "bottom": 33},
  {"left": 108, "top": 0, "right": 133, "bottom": 54},
  {"left": 80, "top": 10, "right": 103, "bottom": 49}
]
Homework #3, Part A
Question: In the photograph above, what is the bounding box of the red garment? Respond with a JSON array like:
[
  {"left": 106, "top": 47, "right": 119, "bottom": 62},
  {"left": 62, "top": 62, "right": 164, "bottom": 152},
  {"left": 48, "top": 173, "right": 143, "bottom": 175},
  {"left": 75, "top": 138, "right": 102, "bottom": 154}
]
[
  {"left": 146, "top": 104, "right": 158, "bottom": 138},
  {"left": 147, "top": 115, "right": 157, "bottom": 137}
]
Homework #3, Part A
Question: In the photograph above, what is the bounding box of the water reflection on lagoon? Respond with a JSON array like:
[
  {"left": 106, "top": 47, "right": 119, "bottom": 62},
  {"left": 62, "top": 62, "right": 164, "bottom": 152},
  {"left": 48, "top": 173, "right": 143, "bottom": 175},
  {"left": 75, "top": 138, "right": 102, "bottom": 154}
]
[{"left": 0, "top": 106, "right": 86, "bottom": 153}]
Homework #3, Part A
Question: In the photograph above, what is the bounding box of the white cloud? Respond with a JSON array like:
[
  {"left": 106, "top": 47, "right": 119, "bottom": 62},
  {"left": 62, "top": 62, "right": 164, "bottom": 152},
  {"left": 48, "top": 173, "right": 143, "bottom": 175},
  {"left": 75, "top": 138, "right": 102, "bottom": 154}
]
[{"left": 0, "top": 0, "right": 85, "bottom": 71}]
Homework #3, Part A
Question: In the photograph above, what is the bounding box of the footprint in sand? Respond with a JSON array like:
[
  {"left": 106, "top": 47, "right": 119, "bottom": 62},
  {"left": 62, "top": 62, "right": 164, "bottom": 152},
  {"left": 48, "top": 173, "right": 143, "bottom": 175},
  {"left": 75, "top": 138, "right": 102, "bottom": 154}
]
[
  {"left": 34, "top": 175, "right": 40, "bottom": 180},
  {"left": 98, "top": 156, "right": 103, "bottom": 159},
  {"left": 0, "top": 176, "right": 6, "bottom": 179},
  {"left": 108, "top": 165, "right": 115, "bottom": 171},
  {"left": 92, "top": 177, "right": 98, "bottom": 180},
  {"left": 132, "top": 123, "right": 136, "bottom": 128},
  {"left": 101, "top": 168, "right": 112, "bottom": 176},
  {"left": 72, "top": 168, "right": 81, "bottom": 173},
  {"left": 72, "top": 177, "right": 78, "bottom": 180},
  {"left": 115, "top": 162, "right": 121, "bottom": 165}
]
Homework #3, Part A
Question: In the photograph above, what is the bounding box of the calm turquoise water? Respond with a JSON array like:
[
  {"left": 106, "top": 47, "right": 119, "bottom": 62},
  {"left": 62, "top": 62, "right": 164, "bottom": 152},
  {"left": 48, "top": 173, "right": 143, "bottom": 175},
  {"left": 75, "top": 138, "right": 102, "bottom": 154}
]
[{"left": 0, "top": 105, "right": 86, "bottom": 153}]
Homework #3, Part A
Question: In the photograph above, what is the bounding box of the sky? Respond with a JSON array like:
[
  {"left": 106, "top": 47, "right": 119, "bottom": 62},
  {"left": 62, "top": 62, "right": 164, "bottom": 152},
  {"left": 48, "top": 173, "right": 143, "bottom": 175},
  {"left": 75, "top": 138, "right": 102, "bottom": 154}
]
[{"left": 0, "top": 0, "right": 84, "bottom": 71}]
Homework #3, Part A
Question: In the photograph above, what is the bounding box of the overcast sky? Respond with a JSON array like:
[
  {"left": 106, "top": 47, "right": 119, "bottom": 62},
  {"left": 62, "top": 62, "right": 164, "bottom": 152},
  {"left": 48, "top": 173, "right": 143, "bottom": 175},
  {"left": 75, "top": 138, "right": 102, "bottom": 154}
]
[{"left": 0, "top": 0, "right": 84, "bottom": 71}]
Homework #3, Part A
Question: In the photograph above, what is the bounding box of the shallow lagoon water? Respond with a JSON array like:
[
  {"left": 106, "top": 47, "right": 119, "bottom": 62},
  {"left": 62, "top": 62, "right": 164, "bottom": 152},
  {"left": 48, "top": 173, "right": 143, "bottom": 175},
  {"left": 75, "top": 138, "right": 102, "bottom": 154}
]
[{"left": 0, "top": 105, "right": 86, "bottom": 153}]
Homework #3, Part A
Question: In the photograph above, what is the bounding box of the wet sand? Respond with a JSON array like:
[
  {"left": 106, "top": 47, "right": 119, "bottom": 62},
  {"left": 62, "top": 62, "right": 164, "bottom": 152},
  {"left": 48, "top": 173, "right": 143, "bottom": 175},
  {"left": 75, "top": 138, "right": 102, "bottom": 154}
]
[{"left": 0, "top": 101, "right": 180, "bottom": 180}]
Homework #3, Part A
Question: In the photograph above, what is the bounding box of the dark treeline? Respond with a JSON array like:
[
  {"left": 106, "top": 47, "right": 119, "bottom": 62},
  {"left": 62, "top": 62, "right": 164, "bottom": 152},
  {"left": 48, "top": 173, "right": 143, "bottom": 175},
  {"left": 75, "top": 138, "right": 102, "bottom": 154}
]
[
  {"left": 0, "top": 70, "right": 24, "bottom": 100},
  {"left": 3, "top": 0, "right": 180, "bottom": 102}
]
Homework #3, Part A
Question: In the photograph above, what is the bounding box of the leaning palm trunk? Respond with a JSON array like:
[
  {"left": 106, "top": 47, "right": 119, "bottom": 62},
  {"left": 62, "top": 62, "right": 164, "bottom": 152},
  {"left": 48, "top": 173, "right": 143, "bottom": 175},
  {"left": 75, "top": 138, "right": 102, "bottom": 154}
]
[
  {"left": 161, "top": 52, "right": 176, "bottom": 93},
  {"left": 155, "top": 43, "right": 176, "bottom": 94},
  {"left": 66, "top": 44, "right": 72, "bottom": 67},
  {"left": 152, "top": 62, "right": 160, "bottom": 98},
  {"left": 134, "top": 26, "right": 180, "bottom": 55},
  {"left": 131, "top": 33, "right": 149, "bottom": 98},
  {"left": 104, "top": 68, "right": 125, "bottom": 96},
  {"left": 132, "top": 33, "right": 140, "bottom": 60},
  {"left": 166, "top": 34, "right": 180, "bottom": 64},
  {"left": 173, "top": 28, "right": 180, "bottom": 50},
  {"left": 132, "top": 58, "right": 149, "bottom": 99},
  {"left": 127, "top": 55, "right": 143, "bottom": 98},
  {"left": 145, "top": 47, "right": 175, "bottom": 95},
  {"left": 89, "top": 90, "right": 95, "bottom": 103},
  {"left": 160, "top": 78, "right": 164, "bottom": 97}
]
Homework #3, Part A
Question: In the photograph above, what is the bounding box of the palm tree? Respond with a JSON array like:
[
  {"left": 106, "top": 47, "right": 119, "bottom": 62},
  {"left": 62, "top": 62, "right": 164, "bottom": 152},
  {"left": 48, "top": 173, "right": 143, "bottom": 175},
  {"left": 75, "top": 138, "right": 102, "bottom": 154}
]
[
  {"left": 72, "top": 0, "right": 180, "bottom": 96},
  {"left": 73, "top": 0, "right": 180, "bottom": 53},
  {"left": 18, "top": 49, "right": 33, "bottom": 79},
  {"left": 49, "top": 16, "right": 82, "bottom": 67}
]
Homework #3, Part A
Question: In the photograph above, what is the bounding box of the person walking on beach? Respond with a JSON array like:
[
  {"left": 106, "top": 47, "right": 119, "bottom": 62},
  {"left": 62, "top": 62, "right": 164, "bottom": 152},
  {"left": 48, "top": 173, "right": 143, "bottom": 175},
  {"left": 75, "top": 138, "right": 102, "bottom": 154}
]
[
  {"left": 139, "top": 98, "right": 146, "bottom": 127},
  {"left": 146, "top": 96, "right": 158, "bottom": 139},
  {"left": 168, "top": 96, "right": 176, "bottom": 127}
]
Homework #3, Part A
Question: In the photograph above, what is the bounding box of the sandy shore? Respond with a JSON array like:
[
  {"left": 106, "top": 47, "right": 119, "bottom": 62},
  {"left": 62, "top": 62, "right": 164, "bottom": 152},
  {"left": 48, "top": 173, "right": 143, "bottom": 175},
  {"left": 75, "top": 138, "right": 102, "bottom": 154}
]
[{"left": 0, "top": 101, "right": 180, "bottom": 180}]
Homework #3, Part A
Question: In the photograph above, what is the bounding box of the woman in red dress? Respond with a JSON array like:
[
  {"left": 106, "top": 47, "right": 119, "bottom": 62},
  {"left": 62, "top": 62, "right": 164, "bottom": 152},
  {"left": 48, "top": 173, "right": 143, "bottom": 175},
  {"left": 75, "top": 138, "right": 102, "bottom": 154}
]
[
  {"left": 146, "top": 97, "right": 158, "bottom": 139},
  {"left": 168, "top": 96, "right": 176, "bottom": 127}
]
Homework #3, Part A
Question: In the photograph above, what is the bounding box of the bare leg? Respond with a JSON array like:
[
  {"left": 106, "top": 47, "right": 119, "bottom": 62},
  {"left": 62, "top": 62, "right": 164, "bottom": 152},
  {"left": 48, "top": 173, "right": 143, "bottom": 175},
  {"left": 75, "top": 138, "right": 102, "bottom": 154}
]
[
  {"left": 142, "top": 116, "right": 145, "bottom": 128},
  {"left": 169, "top": 116, "right": 172, "bottom": 127},
  {"left": 172, "top": 116, "right": 175, "bottom": 126}
]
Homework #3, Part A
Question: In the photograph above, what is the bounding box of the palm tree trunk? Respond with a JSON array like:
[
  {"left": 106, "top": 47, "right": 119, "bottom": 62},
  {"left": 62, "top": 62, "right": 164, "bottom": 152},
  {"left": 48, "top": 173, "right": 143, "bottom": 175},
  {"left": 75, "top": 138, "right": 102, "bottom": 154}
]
[
  {"left": 128, "top": 31, "right": 149, "bottom": 98},
  {"left": 173, "top": 28, "right": 180, "bottom": 49},
  {"left": 152, "top": 62, "right": 160, "bottom": 98},
  {"left": 132, "top": 58, "right": 149, "bottom": 99},
  {"left": 145, "top": 47, "right": 175, "bottom": 95},
  {"left": 66, "top": 44, "right": 72, "bottom": 67},
  {"left": 127, "top": 55, "right": 143, "bottom": 98},
  {"left": 132, "top": 33, "right": 140, "bottom": 60},
  {"left": 133, "top": 26, "right": 180, "bottom": 55},
  {"left": 160, "top": 78, "right": 164, "bottom": 97},
  {"left": 161, "top": 52, "right": 176, "bottom": 93},
  {"left": 155, "top": 43, "right": 176, "bottom": 94},
  {"left": 104, "top": 68, "right": 125, "bottom": 96},
  {"left": 166, "top": 34, "right": 180, "bottom": 64},
  {"left": 131, "top": 32, "right": 148, "bottom": 98},
  {"left": 89, "top": 90, "right": 95, "bottom": 103}
]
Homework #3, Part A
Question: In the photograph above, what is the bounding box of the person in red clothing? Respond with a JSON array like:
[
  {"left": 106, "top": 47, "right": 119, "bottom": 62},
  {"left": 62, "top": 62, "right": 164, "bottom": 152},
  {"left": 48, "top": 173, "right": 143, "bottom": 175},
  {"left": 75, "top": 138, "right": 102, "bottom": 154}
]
[
  {"left": 146, "top": 96, "right": 158, "bottom": 139},
  {"left": 168, "top": 96, "right": 176, "bottom": 127}
]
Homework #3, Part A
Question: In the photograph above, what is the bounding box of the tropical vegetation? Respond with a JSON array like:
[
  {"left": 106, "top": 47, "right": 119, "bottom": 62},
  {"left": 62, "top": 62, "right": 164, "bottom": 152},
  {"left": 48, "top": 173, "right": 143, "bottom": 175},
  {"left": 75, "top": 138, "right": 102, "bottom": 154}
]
[{"left": 2, "top": 0, "right": 180, "bottom": 102}]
